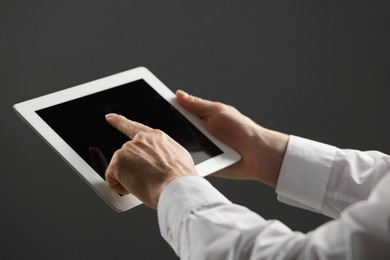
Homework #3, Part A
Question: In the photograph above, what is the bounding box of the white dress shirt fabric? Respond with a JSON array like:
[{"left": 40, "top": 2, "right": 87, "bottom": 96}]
[{"left": 157, "top": 136, "right": 390, "bottom": 259}]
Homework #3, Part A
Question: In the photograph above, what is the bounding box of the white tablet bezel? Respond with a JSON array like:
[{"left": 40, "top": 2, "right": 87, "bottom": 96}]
[{"left": 13, "top": 67, "right": 241, "bottom": 212}]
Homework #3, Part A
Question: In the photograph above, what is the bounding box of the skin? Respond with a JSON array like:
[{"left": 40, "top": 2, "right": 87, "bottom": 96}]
[
  {"left": 105, "top": 90, "right": 289, "bottom": 209},
  {"left": 104, "top": 113, "right": 197, "bottom": 208}
]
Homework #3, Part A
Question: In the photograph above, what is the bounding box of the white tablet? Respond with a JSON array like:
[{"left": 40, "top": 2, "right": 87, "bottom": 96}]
[{"left": 13, "top": 67, "right": 241, "bottom": 212}]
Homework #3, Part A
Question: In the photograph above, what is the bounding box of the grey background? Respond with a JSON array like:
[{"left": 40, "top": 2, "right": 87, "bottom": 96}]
[{"left": 1, "top": 1, "right": 389, "bottom": 259}]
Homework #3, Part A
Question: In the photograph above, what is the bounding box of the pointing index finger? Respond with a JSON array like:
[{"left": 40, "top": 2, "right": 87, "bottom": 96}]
[{"left": 105, "top": 113, "right": 152, "bottom": 139}]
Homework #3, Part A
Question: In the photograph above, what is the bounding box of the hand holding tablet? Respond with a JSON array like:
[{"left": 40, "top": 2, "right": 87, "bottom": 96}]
[{"left": 13, "top": 67, "right": 241, "bottom": 212}]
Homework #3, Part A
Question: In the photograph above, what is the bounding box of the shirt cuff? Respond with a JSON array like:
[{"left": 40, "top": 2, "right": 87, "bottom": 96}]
[
  {"left": 157, "top": 176, "right": 231, "bottom": 256},
  {"left": 276, "top": 135, "right": 337, "bottom": 212}
]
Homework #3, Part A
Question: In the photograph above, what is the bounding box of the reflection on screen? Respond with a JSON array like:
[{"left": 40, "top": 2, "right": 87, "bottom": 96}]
[{"left": 37, "top": 79, "right": 222, "bottom": 180}]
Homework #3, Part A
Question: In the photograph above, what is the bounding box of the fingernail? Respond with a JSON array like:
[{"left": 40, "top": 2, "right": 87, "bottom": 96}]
[{"left": 105, "top": 113, "right": 117, "bottom": 119}]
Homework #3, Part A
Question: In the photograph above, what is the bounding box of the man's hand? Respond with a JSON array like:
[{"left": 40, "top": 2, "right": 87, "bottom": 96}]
[
  {"left": 104, "top": 113, "right": 197, "bottom": 209},
  {"left": 176, "top": 90, "right": 289, "bottom": 187}
]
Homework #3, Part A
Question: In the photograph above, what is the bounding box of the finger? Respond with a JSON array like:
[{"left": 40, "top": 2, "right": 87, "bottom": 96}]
[
  {"left": 106, "top": 174, "right": 130, "bottom": 195},
  {"left": 105, "top": 164, "right": 130, "bottom": 195},
  {"left": 105, "top": 113, "right": 152, "bottom": 139},
  {"left": 176, "top": 90, "right": 222, "bottom": 118}
]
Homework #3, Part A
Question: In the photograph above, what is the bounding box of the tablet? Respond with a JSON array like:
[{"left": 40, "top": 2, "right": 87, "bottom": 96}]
[{"left": 13, "top": 67, "right": 241, "bottom": 212}]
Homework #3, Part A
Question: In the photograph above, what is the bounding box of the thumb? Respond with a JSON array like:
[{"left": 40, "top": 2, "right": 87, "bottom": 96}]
[{"left": 176, "top": 90, "right": 221, "bottom": 118}]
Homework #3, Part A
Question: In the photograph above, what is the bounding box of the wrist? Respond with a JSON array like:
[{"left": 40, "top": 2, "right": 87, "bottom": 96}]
[
  {"left": 255, "top": 127, "right": 289, "bottom": 187},
  {"left": 152, "top": 169, "right": 198, "bottom": 209},
  {"left": 149, "top": 176, "right": 181, "bottom": 209}
]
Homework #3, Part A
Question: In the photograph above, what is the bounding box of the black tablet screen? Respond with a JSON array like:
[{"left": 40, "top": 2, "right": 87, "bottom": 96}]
[{"left": 36, "top": 79, "right": 222, "bottom": 180}]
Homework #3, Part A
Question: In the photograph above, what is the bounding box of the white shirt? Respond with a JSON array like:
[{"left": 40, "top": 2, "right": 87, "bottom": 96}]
[{"left": 157, "top": 136, "right": 390, "bottom": 259}]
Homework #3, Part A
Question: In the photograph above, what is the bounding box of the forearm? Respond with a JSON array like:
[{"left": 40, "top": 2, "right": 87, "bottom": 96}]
[
  {"left": 321, "top": 148, "right": 390, "bottom": 217},
  {"left": 158, "top": 175, "right": 390, "bottom": 260},
  {"left": 276, "top": 136, "right": 390, "bottom": 218},
  {"left": 157, "top": 176, "right": 300, "bottom": 259}
]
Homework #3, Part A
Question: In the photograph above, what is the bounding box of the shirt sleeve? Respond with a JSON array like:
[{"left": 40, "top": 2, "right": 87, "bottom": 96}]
[
  {"left": 157, "top": 176, "right": 302, "bottom": 259},
  {"left": 157, "top": 136, "right": 390, "bottom": 259},
  {"left": 276, "top": 135, "right": 390, "bottom": 218}
]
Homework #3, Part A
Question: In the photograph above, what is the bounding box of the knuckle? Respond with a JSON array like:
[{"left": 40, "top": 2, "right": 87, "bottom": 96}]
[
  {"left": 213, "top": 102, "right": 226, "bottom": 111},
  {"left": 152, "top": 129, "right": 165, "bottom": 136},
  {"left": 121, "top": 141, "right": 132, "bottom": 149},
  {"left": 134, "top": 131, "right": 147, "bottom": 140},
  {"left": 113, "top": 149, "right": 127, "bottom": 162},
  {"left": 216, "top": 102, "right": 237, "bottom": 113}
]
